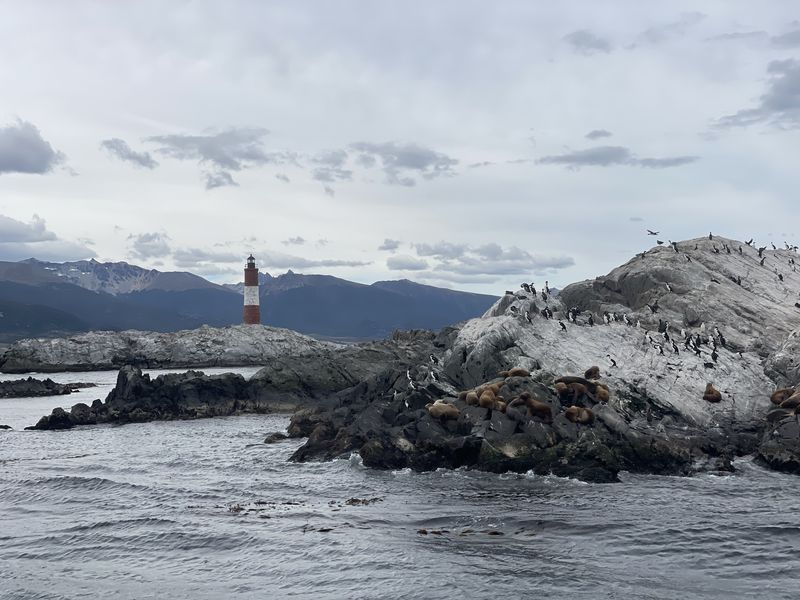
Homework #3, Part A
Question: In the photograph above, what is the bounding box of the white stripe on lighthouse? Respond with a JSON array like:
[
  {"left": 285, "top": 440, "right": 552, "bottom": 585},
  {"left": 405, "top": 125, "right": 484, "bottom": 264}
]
[{"left": 244, "top": 286, "right": 260, "bottom": 306}]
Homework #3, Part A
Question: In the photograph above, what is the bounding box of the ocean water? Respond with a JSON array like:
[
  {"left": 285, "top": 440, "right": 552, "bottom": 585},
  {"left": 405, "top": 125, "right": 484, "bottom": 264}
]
[{"left": 2, "top": 369, "right": 800, "bottom": 599}]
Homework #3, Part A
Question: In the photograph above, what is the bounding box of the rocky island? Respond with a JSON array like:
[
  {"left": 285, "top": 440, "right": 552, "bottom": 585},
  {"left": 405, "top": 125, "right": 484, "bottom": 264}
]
[{"left": 23, "top": 236, "right": 800, "bottom": 481}]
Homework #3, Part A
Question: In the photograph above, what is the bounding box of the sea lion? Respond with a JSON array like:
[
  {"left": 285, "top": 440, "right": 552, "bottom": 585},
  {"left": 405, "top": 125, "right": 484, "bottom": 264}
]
[
  {"left": 494, "top": 400, "right": 507, "bottom": 413},
  {"left": 465, "top": 391, "right": 479, "bottom": 406},
  {"left": 779, "top": 396, "right": 800, "bottom": 410},
  {"left": 584, "top": 366, "right": 600, "bottom": 380},
  {"left": 702, "top": 383, "right": 722, "bottom": 403},
  {"left": 766, "top": 408, "right": 793, "bottom": 423},
  {"left": 426, "top": 400, "right": 460, "bottom": 420},
  {"left": 556, "top": 381, "right": 589, "bottom": 403},
  {"left": 507, "top": 367, "right": 531, "bottom": 378},
  {"left": 474, "top": 385, "right": 487, "bottom": 398},
  {"left": 554, "top": 375, "right": 601, "bottom": 397},
  {"left": 497, "top": 370, "right": 510, "bottom": 378},
  {"left": 458, "top": 391, "right": 468, "bottom": 401},
  {"left": 565, "top": 406, "right": 594, "bottom": 424},
  {"left": 509, "top": 392, "right": 553, "bottom": 423},
  {"left": 770, "top": 388, "right": 795, "bottom": 405},
  {"left": 488, "top": 383, "right": 502, "bottom": 396},
  {"left": 478, "top": 390, "right": 496, "bottom": 409},
  {"left": 595, "top": 386, "right": 610, "bottom": 403}
]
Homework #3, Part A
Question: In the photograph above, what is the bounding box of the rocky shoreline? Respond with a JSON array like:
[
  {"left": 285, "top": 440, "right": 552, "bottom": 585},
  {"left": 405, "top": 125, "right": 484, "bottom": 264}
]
[
  {"left": 0, "top": 377, "right": 95, "bottom": 399},
  {"left": 19, "top": 236, "right": 800, "bottom": 481}
]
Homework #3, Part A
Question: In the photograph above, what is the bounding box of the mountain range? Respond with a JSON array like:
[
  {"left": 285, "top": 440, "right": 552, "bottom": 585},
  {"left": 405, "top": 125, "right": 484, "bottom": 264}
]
[{"left": 0, "top": 259, "right": 497, "bottom": 342}]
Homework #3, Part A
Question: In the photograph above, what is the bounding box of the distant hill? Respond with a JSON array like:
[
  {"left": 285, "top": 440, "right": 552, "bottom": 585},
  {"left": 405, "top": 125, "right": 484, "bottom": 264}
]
[{"left": 0, "top": 260, "right": 498, "bottom": 342}]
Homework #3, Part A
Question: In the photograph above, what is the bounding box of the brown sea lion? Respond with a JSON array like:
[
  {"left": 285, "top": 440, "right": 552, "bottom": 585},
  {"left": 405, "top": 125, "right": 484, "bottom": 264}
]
[
  {"left": 465, "top": 391, "right": 479, "bottom": 406},
  {"left": 554, "top": 382, "right": 569, "bottom": 398},
  {"left": 458, "top": 391, "right": 468, "bottom": 401},
  {"left": 497, "top": 370, "right": 510, "bottom": 378},
  {"left": 488, "top": 383, "right": 502, "bottom": 396},
  {"left": 584, "top": 366, "right": 600, "bottom": 380},
  {"left": 508, "top": 367, "right": 531, "bottom": 378},
  {"left": 766, "top": 408, "right": 793, "bottom": 423},
  {"left": 478, "top": 390, "right": 496, "bottom": 409},
  {"left": 779, "top": 397, "right": 800, "bottom": 410},
  {"left": 426, "top": 400, "right": 460, "bottom": 420},
  {"left": 770, "top": 388, "right": 795, "bottom": 405},
  {"left": 702, "top": 383, "right": 722, "bottom": 403},
  {"left": 509, "top": 392, "right": 553, "bottom": 423},
  {"left": 494, "top": 400, "right": 507, "bottom": 413},
  {"left": 595, "top": 386, "right": 610, "bottom": 403},
  {"left": 554, "top": 375, "right": 600, "bottom": 398},
  {"left": 565, "top": 406, "right": 594, "bottom": 424}
]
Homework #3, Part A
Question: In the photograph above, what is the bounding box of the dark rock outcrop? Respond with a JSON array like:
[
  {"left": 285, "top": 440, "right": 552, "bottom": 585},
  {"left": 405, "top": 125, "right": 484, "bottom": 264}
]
[
  {"left": 756, "top": 410, "right": 800, "bottom": 474},
  {"left": 287, "top": 368, "right": 746, "bottom": 483},
  {"left": 26, "top": 329, "right": 437, "bottom": 430},
  {"left": 0, "top": 377, "right": 79, "bottom": 398},
  {"left": 0, "top": 424, "right": 12, "bottom": 430}
]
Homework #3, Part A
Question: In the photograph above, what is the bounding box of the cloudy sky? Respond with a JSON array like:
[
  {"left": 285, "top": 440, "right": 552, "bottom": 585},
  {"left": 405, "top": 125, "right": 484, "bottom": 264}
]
[{"left": 1, "top": 1, "right": 799, "bottom": 293}]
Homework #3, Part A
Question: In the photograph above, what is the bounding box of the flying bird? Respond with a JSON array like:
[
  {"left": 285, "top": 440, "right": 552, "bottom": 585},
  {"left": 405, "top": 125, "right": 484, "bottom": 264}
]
[{"left": 647, "top": 230, "right": 659, "bottom": 235}]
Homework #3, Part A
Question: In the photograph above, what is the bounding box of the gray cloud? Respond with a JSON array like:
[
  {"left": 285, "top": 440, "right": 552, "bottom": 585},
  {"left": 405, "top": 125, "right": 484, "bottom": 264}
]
[
  {"left": 629, "top": 216, "right": 644, "bottom": 222},
  {"left": 258, "top": 250, "right": 370, "bottom": 269},
  {"left": 323, "top": 185, "right": 335, "bottom": 197},
  {"left": 378, "top": 238, "right": 401, "bottom": 252},
  {"left": 585, "top": 129, "right": 612, "bottom": 139},
  {"left": 145, "top": 127, "right": 298, "bottom": 189},
  {"left": 386, "top": 255, "right": 428, "bottom": 271},
  {"left": 282, "top": 236, "right": 306, "bottom": 246},
  {"left": 100, "top": 138, "right": 159, "bottom": 169},
  {"left": 422, "top": 243, "right": 575, "bottom": 277},
  {"left": 636, "top": 12, "right": 705, "bottom": 45},
  {"left": 772, "top": 30, "right": 800, "bottom": 48},
  {"left": 715, "top": 59, "right": 800, "bottom": 129},
  {"left": 538, "top": 145, "right": 698, "bottom": 169},
  {"left": 563, "top": 30, "right": 612, "bottom": 55},
  {"left": 128, "top": 232, "right": 171, "bottom": 259},
  {"left": 172, "top": 247, "right": 241, "bottom": 268},
  {"left": 706, "top": 31, "right": 768, "bottom": 42},
  {"left": 205, "top": 171, "right": 237, "bottom": 189},
  {"left": 0, "top": 214, "right": 56, "bottom": 242},
  {"left": 414, "top": 241, "right": 469, "bottom": 260},
  {"left": 468, "top": 161, "right": 495, "bottom": 168},
  {"left": 0, "top": 214, "right": 93, "bottom": 261},
  {"left": 0, "top": 120, "right": 65, "bottom": 175},
  {"left": 275, "top": 173, "right": 290, "bottom": 183},
  {"left": 311, "top": 149, "right": 353, "bottom": 183},
  {"left": 350, "top": 141, "right": 458, "bottom": 186}
]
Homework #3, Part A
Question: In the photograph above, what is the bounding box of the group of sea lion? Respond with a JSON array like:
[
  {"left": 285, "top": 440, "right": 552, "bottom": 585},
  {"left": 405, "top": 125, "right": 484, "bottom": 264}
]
[
  {"left": 765, "top": 387, "right": 800, "bottom": 423},
  {"left": 425, "top": 365, "right": 611, "bottom": 428}
]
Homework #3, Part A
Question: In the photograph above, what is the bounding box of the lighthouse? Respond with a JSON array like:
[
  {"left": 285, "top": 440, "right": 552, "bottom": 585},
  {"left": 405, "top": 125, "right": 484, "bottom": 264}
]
[{"left": 243, "top": 254, "right": 260, "bottom": 325}]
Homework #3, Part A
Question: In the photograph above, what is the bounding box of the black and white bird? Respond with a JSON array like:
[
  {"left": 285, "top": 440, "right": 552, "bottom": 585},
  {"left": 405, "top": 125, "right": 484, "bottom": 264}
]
[
  {"left": 647, "top": 229, "right": 659, "bottom": 235},
  {"left": 521, "top": 283, "right": 531, "bottom": 293},
  {"left": 603, "top": 312, "right": 611, "bottom": 325},
  {"left": 713, "top": 326, "right": 721, "bottom": 338},
  {"left": 588, "top": 313, "right": 594, "bottom": 326},
  {"left": 711, "top": 349, "right": 718, "bottom": 363},
  {"left": 665, "top": 282, "right": 672, "bottom": 292},
  {"left": 558, "top": 319, "right": 567, "bottom": 332},
  {"left": 672, "top": 341, "right": 680, "bottom": 354},
  {"left": 509, "top": 305, "right": 519, "bottom": 314},
  {"left": 430, "top": 370, "right": 439, "bottom": 382},
  {"left": 545, "top": 280, "right": 550, "bottom": 295},
  {"left": 406, "top": 369, "right": 413, "bottom": 382},
  {"left": 429, "top": 354, "right": 439, "bottom": 366},
  {"left": 607, "top": 354, "right": 617, "bottom": 368},
  {"left": 623, "top": 314, "right": 631, "bottom": 326},
  {"left": 525, "top": 310, "right": 532, "bottom": 324}
]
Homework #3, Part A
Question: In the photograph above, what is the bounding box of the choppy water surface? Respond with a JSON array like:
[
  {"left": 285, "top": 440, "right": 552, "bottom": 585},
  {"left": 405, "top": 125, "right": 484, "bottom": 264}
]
[{"left": 2, "top": 370, "right": 800, "bottom": 599}]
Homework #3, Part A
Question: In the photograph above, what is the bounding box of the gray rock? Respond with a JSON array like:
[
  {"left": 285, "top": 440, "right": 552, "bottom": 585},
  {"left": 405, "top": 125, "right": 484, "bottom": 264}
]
[{"left": 0, "top": 324, "right": 336, "bottom": 373}]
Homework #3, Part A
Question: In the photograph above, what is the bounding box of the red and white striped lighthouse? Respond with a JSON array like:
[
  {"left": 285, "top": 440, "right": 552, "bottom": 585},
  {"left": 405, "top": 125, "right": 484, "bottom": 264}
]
[{"left": 243, "top": 254, "right": 260, "bottom": 325}]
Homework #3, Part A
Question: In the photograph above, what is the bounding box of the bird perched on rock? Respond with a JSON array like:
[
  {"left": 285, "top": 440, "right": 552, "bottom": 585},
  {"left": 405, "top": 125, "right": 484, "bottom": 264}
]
[
  {"left": 429, "top": 354, "right": 439, "bottom": 366},
  {"left": 558, "top": 320, "right": 567, "bottom": 332},
  {"left": 607, "top": 354, "right": 617, "bottom": 367},
  {"left": 588, "top": 314, "right": 594, "bottom": 326},
  {"left": 656, "top": 240, "right": 664, "bottom": 245},
  {"left": 525, "top": 310, "right": 532, "bottom": 324}
]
